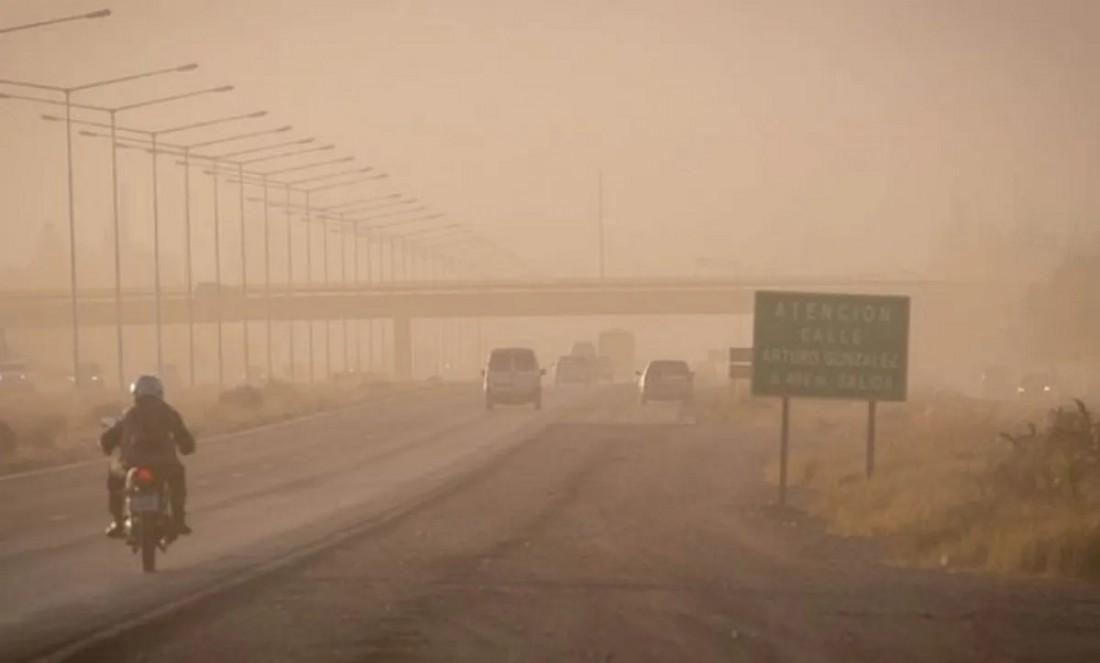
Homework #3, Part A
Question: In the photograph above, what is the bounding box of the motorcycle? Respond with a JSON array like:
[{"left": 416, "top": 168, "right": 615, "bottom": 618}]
[
  {"left": 101, "top": 417, "right": 179, "bottom": 573},
  {"left": 125, "top": 464, "right": 177, "bottom": 573}
]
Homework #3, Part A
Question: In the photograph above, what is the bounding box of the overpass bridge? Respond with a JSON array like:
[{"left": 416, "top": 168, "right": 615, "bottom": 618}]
[
  {"left": 0, "top": 277, "right": 995, "bottom": 380},
  {"left": 0, "top": 277, "right": 971, "bottom": 327}
]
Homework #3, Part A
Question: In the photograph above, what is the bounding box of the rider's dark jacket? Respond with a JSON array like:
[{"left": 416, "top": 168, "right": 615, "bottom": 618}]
[{"left": 100, "top": 396, "right": 195, "bottom": 470}]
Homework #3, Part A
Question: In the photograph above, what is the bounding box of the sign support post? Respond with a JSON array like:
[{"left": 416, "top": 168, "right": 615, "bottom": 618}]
[
  {"left": 779, "top": 396, "right": 790, "bottom": 507},
  {"left": 866, "top": 400, "right": 877, "bottom": 478}
]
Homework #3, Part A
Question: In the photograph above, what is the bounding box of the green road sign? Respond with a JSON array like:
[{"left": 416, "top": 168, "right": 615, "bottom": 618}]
[{"left": 752, "top": 291, "right": 910, "bottom": 401}]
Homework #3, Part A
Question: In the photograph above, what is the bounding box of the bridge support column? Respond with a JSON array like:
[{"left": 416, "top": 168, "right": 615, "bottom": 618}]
[{"left": 393, "top": 316, "right": 412, "bottom": 380}]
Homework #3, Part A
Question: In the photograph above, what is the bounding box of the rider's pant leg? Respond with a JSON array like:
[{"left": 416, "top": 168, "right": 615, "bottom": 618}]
[
  {"left": 106, "top": 470, "right": 125, "bottom": 522},
  {"left": 165, "top": 465, "right": 187, "bottom": 524}
]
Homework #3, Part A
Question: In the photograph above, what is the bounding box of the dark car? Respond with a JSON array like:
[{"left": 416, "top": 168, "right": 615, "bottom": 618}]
[
  {"left": 69, "top": 362, "right": 106, "bottom": 389},
  {"left": 638, "top": 359, "right": 694, "bottom": 404},
  {"left": 0, "top": 360, "right": 34, "bottom": 393}
]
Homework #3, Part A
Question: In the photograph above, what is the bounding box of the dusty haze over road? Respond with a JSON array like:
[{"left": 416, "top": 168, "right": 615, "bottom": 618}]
[{"left": 3, "top": 0, "right": 1099, "bottom": 286}]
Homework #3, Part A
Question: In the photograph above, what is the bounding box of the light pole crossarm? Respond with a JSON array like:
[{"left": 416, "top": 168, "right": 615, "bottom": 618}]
[
  {"left": 344, "top": 206, "right": 428, "bottom": 223},
  {"left": 358, "top": 213, "right": 445, "bottom": 229},
  {"left": 0, "top": 9, "right": 110, "bottom": 35},
  {"left": 77, "top": 129, "right": 187, "bottom": 156},
  {"left": 204, "top": 155, "right": 352, "bottom": 185},
  {"left": 153, "top": 110, "right": 265, "bottom": 135},
  {"left": 245, "top": 194, "right": 402, "bottom": 214},
  {"left": 286, "top": 166, "right": 372, "bottom": 186},
  {"left": 113, "top": 85, "right": 234, "bottom": 112},
  {"left": 215, "top": 137, "right": 314, "bottom": 159},
  {"left": 325, "top": 194, "right": 401, "bottom": 212},
  {"left": 188, "top": 125, "right": 293, "bottom": 149},
  {"left": 45, "top": 113, "right": 151, "bottom": 137},
  {"left": 305, "top": 174, "right": 388, "bottom": 194},
  {"left": 0, "top": 78, "right": 63, "bottom": 92},
  {"left": 69, "top": 63, "right": 199, "bottom": 92},
  {"left": 0, "top": 63, "right": 197, "bottom": 93},
  {"left": 0, "top": 90, "right": 109, "bottom": 111},
  {"left": 338, "top": 198, "right": 418, "bottom": 215},
  {"left": 52, "top": 109, "right": 266, "bottom": 142},
  {"left": 239, "top": 145, "right": 336, "bottom": 166}
]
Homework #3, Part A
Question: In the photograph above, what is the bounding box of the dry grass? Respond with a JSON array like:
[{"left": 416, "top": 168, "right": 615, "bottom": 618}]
[
  {"left": 769, "top": 392, "right": 1100, "bottom": 580},
  {"left": 0, "top": 376, "right": 416, "bottom": 474}
]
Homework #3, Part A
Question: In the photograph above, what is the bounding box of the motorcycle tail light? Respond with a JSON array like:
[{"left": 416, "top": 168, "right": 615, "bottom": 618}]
[{"left": 135, "top": 467, "right": 156, "bottom": 485}]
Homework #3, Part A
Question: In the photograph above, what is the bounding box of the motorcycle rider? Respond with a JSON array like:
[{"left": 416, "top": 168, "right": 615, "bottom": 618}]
[{"left": 100, "top": 375, "right": 195, "bottom": 538}]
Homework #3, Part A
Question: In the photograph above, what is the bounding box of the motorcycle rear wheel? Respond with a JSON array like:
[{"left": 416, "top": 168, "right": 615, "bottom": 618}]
[{"left": 141, "top": 524, "right": 158, "bottom": 573}]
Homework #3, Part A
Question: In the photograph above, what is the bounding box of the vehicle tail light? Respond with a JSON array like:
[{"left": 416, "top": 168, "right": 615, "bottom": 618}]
[{"left": 135, "top": 467, "right": 156, "bottom": 485}]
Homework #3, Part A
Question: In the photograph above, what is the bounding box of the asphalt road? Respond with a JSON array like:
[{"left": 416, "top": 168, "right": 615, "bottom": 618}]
[
  {"left": 0, "top": 383, "right": 608, "bottom": 662},
  {"left": 5, "top": 384, "right": 1100, "bottom": 662}
]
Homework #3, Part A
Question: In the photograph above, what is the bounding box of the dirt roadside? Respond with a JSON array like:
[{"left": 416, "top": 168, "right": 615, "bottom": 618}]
[{"left": 75, "top": 397, "right": 1100, "bottom": 663}]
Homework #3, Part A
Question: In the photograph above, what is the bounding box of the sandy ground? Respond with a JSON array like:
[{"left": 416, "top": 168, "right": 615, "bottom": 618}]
[{"left": 68, "top": 388, "right": 1100, "bottom": 663}]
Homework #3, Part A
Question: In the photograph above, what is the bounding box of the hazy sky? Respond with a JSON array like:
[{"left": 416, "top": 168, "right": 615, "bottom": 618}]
[{"left": 2, "top": 0, "right": 1098, "bottom": 284}]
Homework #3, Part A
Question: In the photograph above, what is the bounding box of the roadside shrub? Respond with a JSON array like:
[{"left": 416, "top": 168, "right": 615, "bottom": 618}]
[
  {"left": 995, "top": 400, "right": 1100, "bottom": 504},
  {"left": 799, "top": 396, "right": 1100, "bottom": 580},
  {"left": 0, "top": 420, "right": 15, "bottom": 455},
  {"left": 218, "top": 384, "right": 264, "bottom": 409},
  {"left": 21, "top": 414, "right": 66, "bottom": 450}
]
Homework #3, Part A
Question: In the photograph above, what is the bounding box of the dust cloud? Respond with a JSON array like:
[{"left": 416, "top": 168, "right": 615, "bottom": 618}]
[
  {"left": 1, "top": 1, "right": 1098, "bottom": 391},
  {"left": 6, "top": 4, "right": 1100, "bottom": 660}
]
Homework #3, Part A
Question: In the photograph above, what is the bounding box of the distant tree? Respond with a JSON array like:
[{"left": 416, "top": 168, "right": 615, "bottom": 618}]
[{"left": 1022, "top": 249, "right": 1100, "bottom": 365}]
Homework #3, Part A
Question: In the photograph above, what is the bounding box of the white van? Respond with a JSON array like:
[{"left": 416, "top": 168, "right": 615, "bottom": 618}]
[{"left": 483, "top": 347, "right": 544, "bottom": 410}]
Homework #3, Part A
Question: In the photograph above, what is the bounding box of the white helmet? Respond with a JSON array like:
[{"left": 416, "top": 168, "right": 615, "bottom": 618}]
[{"left": 130, "top": 375, "right": 165, "bottom": 400}]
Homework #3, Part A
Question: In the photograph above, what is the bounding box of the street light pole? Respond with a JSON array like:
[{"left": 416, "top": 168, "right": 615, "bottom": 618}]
[
  {"left": 213, "top": 164, "right": 225, "bottom": 389},
  {"left": 339, "top": 214, "right": 350, "bottom": 373},
  {"left": 182, "top": 145, "right": 194, "bottom": 386},
  {"left": 151, "top": 132, "right": 164, "bottom": 375},
  {"left": 323, "top": 213, "right": 331, "bottom": 379},
  {"left": 110, "top": 88, "right": 238, "bottom": 379},
  {"left": 43, "top": 85, "right": 244, "bottom": 387},
  {"left": 238, "top": 162, "right": 250, "bottom": 383},
  {"left": 305, "top": 190, "right": 315, "bottom": 384},
  {"left": 109, "top": 111, "right": 124, "bottom": 389},
  {"left": 239, "top": 173, "right": 388, "bottom": 382},
  {"left": 109, "top": 122, "right": 290, "bottom": 386},
  {"left": 263, "top": 174, "right": 273, "bottom": 382},
  {"left": 285, "top": 183, "right": 295, "bottom": 381},
  {"left": 63, "top": 90, "right": 79, "bottom": 389},
  {"left": 352, "top": 220, "right": 363, "bottom": 373}
]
